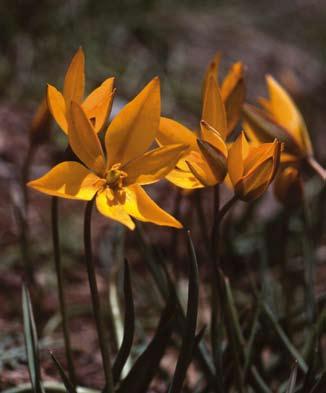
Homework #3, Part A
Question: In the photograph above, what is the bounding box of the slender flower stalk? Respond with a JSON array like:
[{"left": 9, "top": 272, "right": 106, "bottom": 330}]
[
  {"left": 84, "top": 198, "right": 114, "bottom": 392},
  {"left": 51, "top": 196, "right": 76, "bottom": 386},
  {"left": 306, "top": 156, "right": 326, "bottom": 181}
]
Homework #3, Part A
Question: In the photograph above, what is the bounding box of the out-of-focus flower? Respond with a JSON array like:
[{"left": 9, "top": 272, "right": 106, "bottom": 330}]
[
  {"left": 47, "top": 48, "right": 115, "bottom": 134},
  {"left": 29, "top": 96, "right": 52, "bottom": 145},
  {"left": 28, "top": 78, "right": 188, "bottom": 229},
  {"left": 243, "top": 75, "right": 313, "bottom": 163},
  {"left": 157, "top": 54, "right": 244, "bottom": 189},
  {"left": 228, "top": 132, "right": 281, "bottom": 201},
  {"left": 274, "top": 166, "right": 303, "bottom": 207}
]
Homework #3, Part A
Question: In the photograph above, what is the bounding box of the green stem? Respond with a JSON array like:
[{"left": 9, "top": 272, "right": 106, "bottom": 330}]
[
  {"left": 209, "top": 185, "right": 224, "bottom": 392},
  {"left": 301, "top": 202, "right": 317, "bottom": 325},
  {"left": 306, "top": 156, "right": 326, "bottom": 181},
  {"left": 51, "top": 197, "right": 76, "bottom": 386},
  {"left": 20, "top": 143, "right": 37, "bottom": 287},
  {"left": 84, "top": 199, "right": 114, "bottom": 392},
  {"left": 210, "top": 191, "right": 238, "bottom": 390}
]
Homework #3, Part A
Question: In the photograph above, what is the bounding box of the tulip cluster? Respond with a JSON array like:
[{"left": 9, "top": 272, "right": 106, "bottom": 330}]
[
  {"left": 20, "top": 47, "right": 325, "bottom": 393},
  {"left": 27, "top": 48, "right": 323, "bottom": 229}
]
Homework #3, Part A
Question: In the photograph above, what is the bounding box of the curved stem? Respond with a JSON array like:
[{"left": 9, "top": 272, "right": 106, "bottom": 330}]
[
  {"left": 217, "top": 195, "right": 238, "bottom": 223},
  {"left": 306, "top": 156, "right": 326, "bottom": 181},
  {"left": 51, "top": 197, "right": 76, "bottom": 386},
  {"left": 84, "top": 199, "right": 114, "bottom": 393}
]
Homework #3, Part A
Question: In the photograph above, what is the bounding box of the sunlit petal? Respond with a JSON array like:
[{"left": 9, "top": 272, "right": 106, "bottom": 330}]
[
  {"left": 202, "top": 52, "right": 221, "bottom": 100},
  {"left": 125, "top": 185, "right": 182, "bottom": 228},
  {"left": 83, "top": 77, "right": 115, "bottom": 133},
  {"left": 63, "top": 47, "right": 85, "bottom": 107},
  {"left": 47, "top": 84, "right": 68, "bottom": 134},
  {"left": 199, "top": 121, "right": 228, "bottom": 156},
  {"left": 227, "top": 131, "right": 249, "bottom": 186},
  {"left": 106, "top": 77, "right": 160, "bottom": 167},
  {"left": 69, "top": 101, "right": 106, "bottom": 175},
  {"left": 27, "top": 161, "right": 102, "bottom": 200},
  {"left": 221, "top": 62, "right": 245, "bottom": 135},
  {"left": 166, "top": 168, "right": 203, "bottom": 189},
  {"left": 123, "top": 144, "right": 188, "bottom": 186},
  {"left": 266, "top": 75, "right": 313, "bottom": 155},
  {"left": 96, "top": 190, "right": 135, "bottom": 230},
  {"left": 202, "top": 74, "right": 227, "bottom": 139},
  {"left": 157, "top": 117, "right": 197, "bottom": 148}
]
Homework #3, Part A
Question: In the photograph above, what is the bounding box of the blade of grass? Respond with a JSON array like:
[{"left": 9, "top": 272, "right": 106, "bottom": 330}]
[
  {"left": 49, "top": 351, "right": 77, "bottom": 393},
  {"left": 135, "top": 223, "right": 216, "bottom": 386},
  {"left": 117, "top": 295, "right": 176, "bottom": 393},
  {"left": 168, "top": 230, "right": 199, "bottom": 393},
  {"left": 262, "top": 302, "right": 308, "bottom": 373},
  {"left": 285, "top": 362, "right": 298, "bottom": 393},
  {"left": 113, "top": 259, "right": 135, "bottom": 383},
  {"left": 22, "top": 285, "right": 44, "bottom": 393}
]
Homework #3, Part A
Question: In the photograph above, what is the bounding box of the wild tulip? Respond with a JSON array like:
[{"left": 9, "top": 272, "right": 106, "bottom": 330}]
[
  {"left": 28, "top": 78, "right": 188, "bottom": 230},
  {"left": 157, "top": 54, "right": 244, "bottom": 189},
  {"left": 274, "top": 166, "right": 303, "bottom": 208},
  {"left": 47, "top": 47, "right": 115, "bottom": 134},
  {"left": 228, "top": 132, "right": 281, "bottom": 201},
  {"left": 243, "top": 75, "right": 325, "bottom": 179}
]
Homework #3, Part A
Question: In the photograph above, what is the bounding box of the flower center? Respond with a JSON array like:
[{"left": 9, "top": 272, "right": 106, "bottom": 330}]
[
  {"left": 104, "top": 164, "right": 128, "bottom": 205},
  {"left": 105, "top": 164, "right": 127, "bottom": 191}
]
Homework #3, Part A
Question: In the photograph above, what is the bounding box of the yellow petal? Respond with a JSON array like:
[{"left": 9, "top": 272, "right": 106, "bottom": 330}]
[
  {"left": 243, "top": 141, "right": 277, "bottom": 175},
  {"left": 166, "top": 168, "right": 203, "bottom": 189},
  {"left": 242, "top": 103, "right": 301, "bottom": 156},
  {"left": 235, "top": 157, "right": 274, "bottom": 201},
  {"left": 96, "top": 190, "right": 135, "bottom": 230},
  {"left": 202, "top": 74, "right": 227, "bottom": 139},
  {"left": 186, "top": 157, "right": 217, "bottom": 187},
  {"left": 123, "top": 144, "right": 188, "bottom": 186},
  {"left": 124, "top": 185, "right": 182, "bottom": 228},
  {"left": 202, "top": 52, "right": 221, "bottom": 100},
  {"left": 199, "top": 121, "right": 228, "bottom": 156},
  {"left": 69, "top": 101, "right": 106, "bottom": 175},
  {"left": 157, "top": 117, "right": 197, "bottom": 148},
  {"left": 227, "top": 131, "right": 249, "bottom": 186},
  {"left": 266, "top": 75, "right": 313, "bottom": 156},
  {"left": 27, "top": 161, "right": 102, "bottom": 200},
  {"left": 221, "top": 62, "right": 245, "bottom": 135},
  {"left": 82, "top": 78, "right": 115, "bottom": 133},
  {"left": 197, "top": 139, "right": 227, "bottom": 183},
  {"left": 63, "top": 47, "right": 85, "bottom": 107},
  {"left": 47, "top": 84, "right": 68, "bottom": 134},
  {"left": 106, "top": 77, "right": 160, "bottom": 167}
]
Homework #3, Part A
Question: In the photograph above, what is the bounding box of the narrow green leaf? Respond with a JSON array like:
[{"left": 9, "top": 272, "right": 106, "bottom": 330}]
[
  {"left": 22, "top": 285, "right": 44, "bottom": 393},
  {"left": 117, "top": 295, "right": 176, "bottom": 393},
  {"left": 168, "top": 230, "right": 199, "bottom": 393},
  {"left": 50, "top": 351, "right": 77, "bottom": 393},
  {"left": 309, "top": 372, "right": 326, "bottom": 393},
  {"left": 113, "top": 259, "right": 135, "bottom": 383},
  {"left": 219, "top": 272, "right": 245, "bottom": 393},
  {"left": 286, "top": 363, "right": 298, "bottom": 393},
  {"left": 262, "top": 302, "right": 308, "bottom": 373},
  {"left": 135, "top": 223, "right": 216, "bottom": 386}
]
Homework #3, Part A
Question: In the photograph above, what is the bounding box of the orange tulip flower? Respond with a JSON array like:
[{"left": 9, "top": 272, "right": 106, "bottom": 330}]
[
  {"left": 47, "top": 48, "right": 115, "bottom": 134},
  {"left": 243, "top": 75, "right": 325, "bottom": 180},
  {"left": 28, "top": 78, "right": 188, "bottom": 230},
  {"left": 228, "top": 132, "right": 281, "bottom": 201},
  {"left": 157, "top": 54, "right": 244, "bottom": 189}
]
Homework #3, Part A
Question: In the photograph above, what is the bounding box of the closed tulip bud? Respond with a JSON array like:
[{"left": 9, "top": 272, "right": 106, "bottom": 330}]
[
  {"left": 228, "top": 132, "right": 281, "bottom": 201},
  {"left": 274, "top": 166, "right": 303, "bottom": 207}
]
